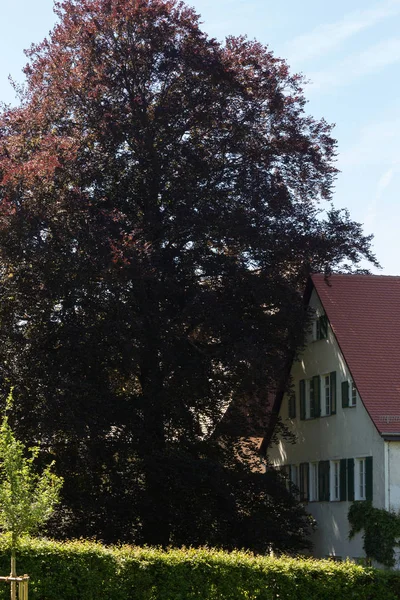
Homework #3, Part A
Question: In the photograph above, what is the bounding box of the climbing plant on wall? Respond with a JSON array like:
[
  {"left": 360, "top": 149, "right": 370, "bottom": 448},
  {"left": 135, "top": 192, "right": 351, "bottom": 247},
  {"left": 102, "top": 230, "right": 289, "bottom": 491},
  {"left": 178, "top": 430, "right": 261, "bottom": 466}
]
[{"left": 348, "top": 502, "right": 400, "bottom": 567}]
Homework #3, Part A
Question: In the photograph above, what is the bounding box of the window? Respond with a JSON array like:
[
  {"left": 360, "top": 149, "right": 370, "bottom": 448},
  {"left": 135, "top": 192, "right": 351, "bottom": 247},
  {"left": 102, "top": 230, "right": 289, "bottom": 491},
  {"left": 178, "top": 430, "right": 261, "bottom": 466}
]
[
  {"left": 289, "top": 464, "right": 300, "bottom": 498},
  {"left": 350, "top": 382, "right": 357, "bottom": 407},
  {"left": 300, "top": 376, "right": 321, "bottom": 419},
  {"left": 327, "top": 555, "right": 342, "bottom": 562},
  {"left": 290, "top": 464, "right": 299, "bottom": 488},
  {"left": 299, "top": 463, "right": 309, "bottom": 501},
  {"left": 330, "top": 461, "right": 340, "bottom": 501},
  {"left": 285, "top": 458, "right": 372, "bottom": 503},
  {"left": 321, "top": 372, "right": 336, "bottom": 416},
  {"left": 314, "top": 315, "right": 328, "bottom": 340},
  {"left": 309, "top": 462, "right": 318, "bottom": 501},
  {"left": 356, "top": 459, "right": 366, "bottom": 500},
  {"left": 350, "top": 457, "right": 373, "bottom": 501},
  {"left": 342, "top": 380, "right": 357, "bottom": 408}
]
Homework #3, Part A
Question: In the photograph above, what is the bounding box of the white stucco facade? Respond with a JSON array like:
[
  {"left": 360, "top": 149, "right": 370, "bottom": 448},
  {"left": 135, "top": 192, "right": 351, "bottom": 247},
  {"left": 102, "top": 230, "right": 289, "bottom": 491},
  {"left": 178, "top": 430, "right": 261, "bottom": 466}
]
[
  {"left": 386, "top": 441, "right": 400, "bottom": 511},
  {"left": 268, "top": 289, "right": 386, "bottom": 561}
]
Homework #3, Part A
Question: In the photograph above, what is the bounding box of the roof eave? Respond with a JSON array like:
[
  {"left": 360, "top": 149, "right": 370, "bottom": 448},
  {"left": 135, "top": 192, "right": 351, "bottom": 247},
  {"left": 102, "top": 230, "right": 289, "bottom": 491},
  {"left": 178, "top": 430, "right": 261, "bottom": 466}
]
[{"left": 381, "top": 433, "right": 400, "bottom": 441}]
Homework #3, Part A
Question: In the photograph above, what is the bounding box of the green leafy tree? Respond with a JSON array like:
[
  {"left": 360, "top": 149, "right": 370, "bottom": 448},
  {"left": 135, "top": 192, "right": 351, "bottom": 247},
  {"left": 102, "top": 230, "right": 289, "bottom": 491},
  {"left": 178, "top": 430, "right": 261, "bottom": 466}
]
[
  {"left": 0, "top": 392, "right": 63, "bottom": 594},
  {"left": 0, "top": 0, "right": 377, "bottom": 549}
]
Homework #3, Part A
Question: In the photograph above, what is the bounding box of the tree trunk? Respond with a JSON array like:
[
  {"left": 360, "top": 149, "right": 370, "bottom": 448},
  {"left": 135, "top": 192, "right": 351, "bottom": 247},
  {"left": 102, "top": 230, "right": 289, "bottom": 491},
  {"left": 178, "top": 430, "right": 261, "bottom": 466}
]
[
  {"left": 10, "top": 547, "right": 16, "bottom": 600},
  {"left": 138, "top": 342, "right": 171, "bottom": 547}
]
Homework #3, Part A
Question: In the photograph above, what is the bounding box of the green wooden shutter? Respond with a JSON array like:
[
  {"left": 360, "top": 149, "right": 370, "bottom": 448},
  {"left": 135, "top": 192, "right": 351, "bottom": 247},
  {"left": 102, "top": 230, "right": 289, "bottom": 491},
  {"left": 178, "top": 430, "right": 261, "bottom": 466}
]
[
  {"left": 288, "top": 394, "right": 296, "bottom": 419},
  {"left": 325, "top": 461, "right": 330, "bottom": 501},
  {"left": 340, "top": 459, "right": 347, "bottom": 501},
  {"left": 313, "top": 375, "right": 320, "bottom": 417},
  {"left": 366, "top": 456, "right": 373, "bottom": 501},
  {"left": 309, "top": 378, "right": 315, "bottom": 419},
  {"left": 299, "top": 380, "right": 306, "bottom": 420},
  {"left": 347, "top": 458, "right": 354, "bottom": 501},
  {"left": 330, "top": 371, "right": 336, "bottom": 414},
  {"left": 318, "top": 461, "right": 330, "bottom": 501},
  {"left": 342, "top": 381, "right": 349, "bottom": 408},
  {"left": 299, "top": 463, "right": 309, "bottom": 501},
  {"left": 318, "top": 462, "right": 324, "bottom": 501}
]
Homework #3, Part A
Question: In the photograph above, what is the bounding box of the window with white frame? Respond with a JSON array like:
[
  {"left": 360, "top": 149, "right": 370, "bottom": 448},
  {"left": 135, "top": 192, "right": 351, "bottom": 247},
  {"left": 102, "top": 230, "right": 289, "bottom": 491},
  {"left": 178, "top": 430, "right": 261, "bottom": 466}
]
[
  {"left": 330, "top": 460, "right": 340, "bottom": 501},
  {"left": 320, "top": 372, "right": 336, "bottom": 416},
  {"left": 342, "top": 380, "right": 357, "bottom": 408},
  {"left": 309, "top": 462, "right": 319, "bottom": 501},
  {"left": 290, "top": 464, "right": 299, "bottom": 488},
  {"left": 355, "top": 458, "right": 366, "bottom": 500},
  {"left": 300, "top": 372, "right": 336, "bottom": 420},
  {"left": 350, "top": 382, "right": 357, "bottom": 407},
  {"left": 300, "top": 376, "right": 320, "bottom": 419},
  {"left": 323, "top": 374, "right": 331, "bottom": 415}
]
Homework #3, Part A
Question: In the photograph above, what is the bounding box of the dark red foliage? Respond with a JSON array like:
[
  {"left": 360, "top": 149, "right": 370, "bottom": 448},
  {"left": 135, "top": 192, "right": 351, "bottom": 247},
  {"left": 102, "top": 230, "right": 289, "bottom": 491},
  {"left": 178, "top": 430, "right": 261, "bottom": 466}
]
[{"left": 0, "top": 0, "right": 376, "bottom": 549}]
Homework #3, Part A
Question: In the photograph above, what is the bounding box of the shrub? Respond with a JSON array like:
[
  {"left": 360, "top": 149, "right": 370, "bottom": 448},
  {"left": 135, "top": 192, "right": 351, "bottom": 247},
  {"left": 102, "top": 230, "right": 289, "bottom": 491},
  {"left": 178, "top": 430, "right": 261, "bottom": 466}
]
[{"left": 0, "top": 538, "right": 397, "bottom": 599}]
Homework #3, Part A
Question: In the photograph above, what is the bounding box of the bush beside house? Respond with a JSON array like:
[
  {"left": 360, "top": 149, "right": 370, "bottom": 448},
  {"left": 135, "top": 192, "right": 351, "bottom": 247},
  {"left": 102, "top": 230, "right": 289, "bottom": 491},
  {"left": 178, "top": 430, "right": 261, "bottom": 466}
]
[{"left": 0, "top": 539, "right": 397, "bottom": 599}]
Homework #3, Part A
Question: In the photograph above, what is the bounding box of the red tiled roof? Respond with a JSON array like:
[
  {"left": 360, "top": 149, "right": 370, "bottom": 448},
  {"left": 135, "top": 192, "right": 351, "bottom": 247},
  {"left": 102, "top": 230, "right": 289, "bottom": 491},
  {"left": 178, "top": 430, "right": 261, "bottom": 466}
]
[{"left": 311, "top": 273, "right": 400, "bottom": 436}]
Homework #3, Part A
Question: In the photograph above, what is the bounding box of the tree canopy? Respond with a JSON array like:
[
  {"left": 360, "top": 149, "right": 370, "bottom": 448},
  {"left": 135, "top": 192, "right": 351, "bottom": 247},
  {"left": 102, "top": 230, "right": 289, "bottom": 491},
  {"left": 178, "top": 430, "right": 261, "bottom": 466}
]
[{"left": 0, "top": 0, "right": 376, "bottom": 549}]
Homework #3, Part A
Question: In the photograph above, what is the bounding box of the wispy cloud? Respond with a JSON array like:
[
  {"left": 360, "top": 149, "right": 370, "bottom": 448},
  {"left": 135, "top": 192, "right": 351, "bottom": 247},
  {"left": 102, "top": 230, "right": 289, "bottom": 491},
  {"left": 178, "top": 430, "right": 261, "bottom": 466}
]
[
  {"left": 307, "top": 37, "right": 400, "bottom": 91},
  {"left": 285, "top": 0, "right": 400, "bottom": 64},
  {"left": 339, "top": 118, "right": 400, "bottom": 169},
  {"left": 364, "top": 165, "right": 398, "bottom": 230}
]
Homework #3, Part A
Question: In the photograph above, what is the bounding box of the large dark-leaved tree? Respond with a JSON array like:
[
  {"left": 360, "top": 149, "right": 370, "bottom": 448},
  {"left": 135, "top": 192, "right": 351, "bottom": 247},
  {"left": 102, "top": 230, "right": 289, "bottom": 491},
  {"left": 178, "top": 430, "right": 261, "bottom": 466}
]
[{"left": 0, "top": 0, "right": 376, "bottom": 550}]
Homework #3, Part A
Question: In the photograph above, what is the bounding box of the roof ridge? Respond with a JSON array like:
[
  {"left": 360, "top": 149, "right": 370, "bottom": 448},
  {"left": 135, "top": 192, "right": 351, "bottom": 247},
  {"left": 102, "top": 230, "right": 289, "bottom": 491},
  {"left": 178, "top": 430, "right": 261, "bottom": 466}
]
[{"left": 312, "top": 272, "right": 400, "bottom": 279}]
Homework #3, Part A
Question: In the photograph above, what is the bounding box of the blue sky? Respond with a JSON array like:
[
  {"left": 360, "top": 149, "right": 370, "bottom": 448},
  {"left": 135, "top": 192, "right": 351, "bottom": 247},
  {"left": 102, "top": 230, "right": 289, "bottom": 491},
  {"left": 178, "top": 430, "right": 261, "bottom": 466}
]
[{"left": 1, "top": 0, "right": 400, "bottom": 274}]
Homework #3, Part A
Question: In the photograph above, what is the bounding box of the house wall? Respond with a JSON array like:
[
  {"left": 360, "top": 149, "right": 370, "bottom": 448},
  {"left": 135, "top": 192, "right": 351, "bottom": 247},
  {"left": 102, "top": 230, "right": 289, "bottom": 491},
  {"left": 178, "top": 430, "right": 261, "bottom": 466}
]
[
  {"left": 268, "top": 289, "right": 386, "bottom": 561},
  {"left": 386, "top": 441, "right": 400, "bottom": 511},
  {"left": 385, "top": 441, "right": 400, "bottom": 567}
]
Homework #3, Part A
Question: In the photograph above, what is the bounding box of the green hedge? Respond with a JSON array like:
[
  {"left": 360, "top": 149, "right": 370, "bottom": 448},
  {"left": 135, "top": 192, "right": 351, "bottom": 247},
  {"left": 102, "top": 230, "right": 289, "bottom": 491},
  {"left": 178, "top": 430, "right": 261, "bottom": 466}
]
[{"left": 0, "top": 538, "right": 398, "bottom": 599}]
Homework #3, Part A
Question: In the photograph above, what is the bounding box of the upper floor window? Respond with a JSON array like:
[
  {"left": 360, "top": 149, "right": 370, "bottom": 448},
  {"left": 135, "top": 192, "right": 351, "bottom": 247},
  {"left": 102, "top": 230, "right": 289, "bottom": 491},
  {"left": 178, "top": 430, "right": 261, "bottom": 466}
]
[
  {"left": 321, "top": 372, "right": 337, "bottom": 416},
  {"left": 300, "top": 377, "right": 320, "bottom": 419},
  {"left": 342, "top": 380, "right": 357, "bottom": 408},
  {"left": 300, "top": 372, "right": 336, "bottom": 419},
  {"left": 314, "top": 315, "right": 328, "bottom": 340},
  {"left": 350, "top": 382, "right": 357, "bottom": 407}
]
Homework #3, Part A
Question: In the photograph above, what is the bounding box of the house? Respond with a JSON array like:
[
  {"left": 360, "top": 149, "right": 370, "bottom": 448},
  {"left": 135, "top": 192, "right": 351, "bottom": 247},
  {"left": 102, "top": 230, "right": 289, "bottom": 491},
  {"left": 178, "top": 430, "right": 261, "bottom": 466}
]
[{"left": 267, "top": 273, "right": 400, "bottom": 564}]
